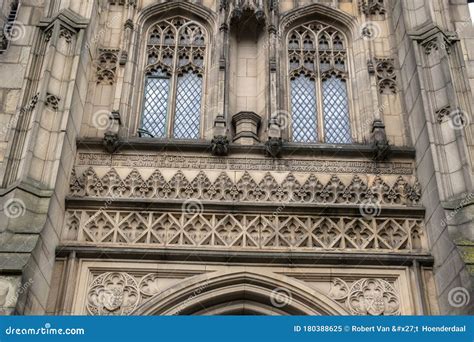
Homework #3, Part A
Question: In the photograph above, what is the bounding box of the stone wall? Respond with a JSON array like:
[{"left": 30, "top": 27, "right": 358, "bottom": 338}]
[{"left": 0, "top": 0, "right": 471, "bottom": 315}]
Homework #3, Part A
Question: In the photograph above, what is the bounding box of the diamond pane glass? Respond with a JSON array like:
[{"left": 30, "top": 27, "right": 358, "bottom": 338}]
[
  {"left": 322, "top": 76, "right": 352, "bottom": 144},
  {"left": 291, "top": 75, "right": 318, "bottom": 142},
  {"left": 141, "top": 75, "right": 170, "bottom": 138},
  {"left": 173, "top": 71, "right": 202, "bottom": 139}
]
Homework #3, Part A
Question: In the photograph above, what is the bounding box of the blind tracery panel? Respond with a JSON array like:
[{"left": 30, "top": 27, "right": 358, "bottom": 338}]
[
  {"left": 288, "top": 22, "right": 352, "bottom": 144},
  {"left": 141, "top": 18, "right": 206, "bottom": 139}
]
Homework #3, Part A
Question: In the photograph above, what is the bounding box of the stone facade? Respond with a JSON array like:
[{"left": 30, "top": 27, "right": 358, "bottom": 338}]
[{"left": 0, "top": 0, "right": 472, "bottom": 315}]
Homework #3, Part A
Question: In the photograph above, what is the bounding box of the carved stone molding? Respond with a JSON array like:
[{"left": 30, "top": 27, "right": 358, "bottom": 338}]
[
  {"left": 87, "top": 272, "right": 139, "bottom": 315},
  {"left": 76, "top": 153, "right": 415, "bottom": 175},
  {"left": 108, "top": 0, "right": 136, "bottom": 7},
  {"left": 435, "top": 105, "right": 451, "bottom": 123},
  {"left": 69, "top": 168, "right": 422, "bottom": 206},
  {"left": 211, "top": 136, "right": 230, "bottom": 156},
  {"left": 329, "top": 278, "right": 400, "bottom": 315},
  {"left": 229, "top": 0, "right": 266, "bottom": 24},
  {"left": 59, "top": 27, "right": 74, "bottom": 43},
  {"left": 45, "top": 93, "right": 61, "bottom": 110},
  {"left": 19, "top": 93, "right": 39, "bottom": 115},
  {"left": 372, "top": 58, "right": 397, "bottom": 94},
  {"left": 64, "top": 209, "right": 427, "bottom": 253},
  {"left": 96, "top": 49, "right": 119, "bottom": 85},
  {"left": 265, "top": 137, "right": 284, "bottom": 158},
  {"left": 359, "top": 0, "right": 385, "bottom": 16}
]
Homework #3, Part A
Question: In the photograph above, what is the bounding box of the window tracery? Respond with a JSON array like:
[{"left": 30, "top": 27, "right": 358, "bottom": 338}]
[
  {"left": 140, "top": 17, "right": 206, "bottom": 139},
  {"left": 288, "top": 22, "right": 352, "bottom": 144}
]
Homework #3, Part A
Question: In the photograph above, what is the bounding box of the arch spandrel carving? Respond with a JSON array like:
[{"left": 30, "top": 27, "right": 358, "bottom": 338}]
[{"left": 131, "top": 271, "right": 350, "bottom": 316}]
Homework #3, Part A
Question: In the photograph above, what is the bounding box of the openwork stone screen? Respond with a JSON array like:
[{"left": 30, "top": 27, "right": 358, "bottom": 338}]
[
  {"left": 141, "top": 17, "right": 206, "bottom": 139},
  {"left": 288, "top": 22, "right": 352, "bottom": 144}
]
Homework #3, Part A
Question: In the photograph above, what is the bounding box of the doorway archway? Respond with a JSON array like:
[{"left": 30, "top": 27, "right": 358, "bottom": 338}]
[{"left": 133, "top": 270, "right": 349, "bottom": 315}]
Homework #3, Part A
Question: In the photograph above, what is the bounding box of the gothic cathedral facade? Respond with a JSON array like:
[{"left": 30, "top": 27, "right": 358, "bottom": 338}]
[{"left": 0, "top": 0, "right": 473, "bottom": 315}]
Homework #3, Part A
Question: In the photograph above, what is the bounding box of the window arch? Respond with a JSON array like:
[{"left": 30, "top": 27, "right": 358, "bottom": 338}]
[
  {"left": 140, "top": 17, "right": 206, "bottom": 139},
  {"left": 287, "top": 22, "right": 352, "bottom": 144}
]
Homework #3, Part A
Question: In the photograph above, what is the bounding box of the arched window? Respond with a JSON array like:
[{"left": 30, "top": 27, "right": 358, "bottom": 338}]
[
  {"left": 140, "top": 17, "right": 206, "bottom": 139},
  {"left": 288, "top": 22, "right": 352, "bottom": 144}
]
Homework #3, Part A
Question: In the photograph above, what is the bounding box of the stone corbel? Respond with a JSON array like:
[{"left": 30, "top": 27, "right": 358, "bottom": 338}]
[
  {"left": 371, "top": 119, "right": 391, "bottom": 161},
  {"left": 103, "top": 111, "right": 122, "bottom": 153},
  {"left": 211, "top": 115, "right": 230, "bottom": 156},
  {"left": 265, "top": 117, "right": 283, "bottom": 158}
]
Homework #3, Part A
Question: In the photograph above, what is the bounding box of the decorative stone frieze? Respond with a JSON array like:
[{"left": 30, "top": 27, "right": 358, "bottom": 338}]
[
  {"left": 45, "top": 93, "right": 61, "bottom": 110},
  {"left": 211, "top": 136, "right": 230, "bottom": 156},
  {"left": 371, "top": 58, "right": 397, "bottom": 94},
  {"left": 76, "top": 153, "right": 415, "bottom": 175},
  {"left": 19, "top": 93, "right": 39, "bottom": 115},
  {"left": 69, "top": 168, "right": 421, "bottom": 206},
  {"left": 96, "top": 49, "right": 119, "bottom": 85},
  {"left": 359, "top": 0, "right": 386, "bottom": 16},
  {"left": 435, "top": 105, "right": 451, "bottom": 123},
  {"left": 64, "top": 209, "right": 426, "bottom": 253},
  {"left": 85, "top": 271, "right": 403, "bottom": 316},
  {"left": 87, "top": 272, "right": 139, "bottom": 315},
  {"left": 329, "top": 278, "right": 400, "bottom": 315},
  {"left": 59, "top": 27, "right": 74, "bottom": 43}
]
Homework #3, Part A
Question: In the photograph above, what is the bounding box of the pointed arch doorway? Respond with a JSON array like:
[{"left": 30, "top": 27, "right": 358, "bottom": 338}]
[{"left": 133, "top": 271, "right": 349, "bottom": 316}]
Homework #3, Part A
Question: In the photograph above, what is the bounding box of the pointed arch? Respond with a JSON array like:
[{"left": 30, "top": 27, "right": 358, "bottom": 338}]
[{"left": 133, "top": 271, "right": 349, "bottom": 316}]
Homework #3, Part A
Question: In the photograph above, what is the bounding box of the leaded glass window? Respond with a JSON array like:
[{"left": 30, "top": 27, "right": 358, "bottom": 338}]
[
  {"left": 288, "top": 22, "right": 352, "bottom": 144},
  {"left": 140, "top": 18, "right": 206, "bottom": 139}
]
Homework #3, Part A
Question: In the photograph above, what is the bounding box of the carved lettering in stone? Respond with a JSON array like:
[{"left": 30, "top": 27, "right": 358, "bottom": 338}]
[{"left": 76, "top": 153, "right": 415, "bottom": 175}]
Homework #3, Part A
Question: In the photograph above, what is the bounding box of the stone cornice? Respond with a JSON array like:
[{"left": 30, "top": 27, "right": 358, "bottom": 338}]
[
  {"left": 408, "top": 22, "right": 458, "bottom": 43},
  {"left": 76, "top": 138, "right": 417, "bottom": 159},
  {"left": 56, "top": 244, "right": 434, "bottom": 267},
  {"left": 65, "top": 197, "right": 425, "bottom": 218},
  {"left": 37, "top": 8, "right": 89, "bottom": 32}
]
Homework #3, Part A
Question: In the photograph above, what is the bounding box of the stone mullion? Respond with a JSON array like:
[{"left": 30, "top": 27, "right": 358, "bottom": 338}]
[
  {"left": 217, "top": 7, "right": 229, "bottom": 127},
  {"left": 267, "top": 3, "right": 279, "bottom": 137}
]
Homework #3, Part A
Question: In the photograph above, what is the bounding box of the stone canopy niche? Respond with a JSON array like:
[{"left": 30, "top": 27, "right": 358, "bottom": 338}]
[{"left": 229, "top": 5, "right": 267, "bottom": 144}]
